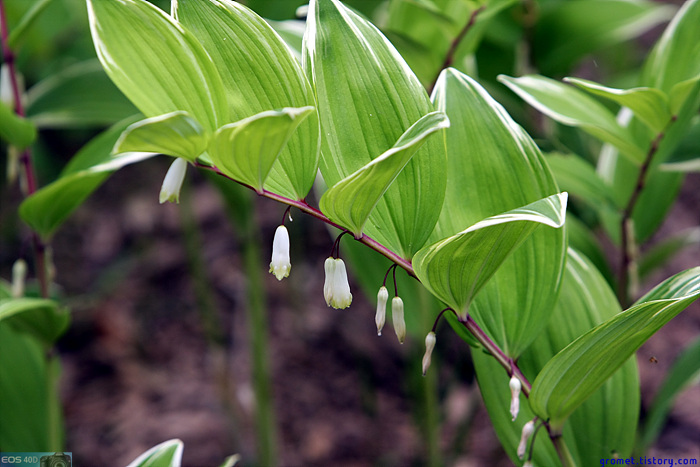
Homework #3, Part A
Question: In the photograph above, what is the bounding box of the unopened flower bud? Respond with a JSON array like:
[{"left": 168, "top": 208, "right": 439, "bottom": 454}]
[
  {"left": 422, "top": 331, "right": 436, "bottom": 376},
  {"left": 323, "top": 257, "right": 352, "bottom": 309},
  {"left": 11, "top": 259, "right": 27, "bottom": 298},
  {"left": 269, "top": 225, "right": 291, "bottom": 280},
  {"left": 375, "top": 286, "right": 389, "bottom": 335},
  {"left": 392, "top": 296, "right": 405, "bottom": 344},
  {"left": 517, "top": 420, "right": 535, "bottom": 459},
  {"left": 159, "top": 157, "right": 187, "bottom": 204},
  {"left": 1, "top": 64, "right": 12, "bottom": 107},
  {"left": 510, "top": 375, "right": 522, "bottom": 421}
]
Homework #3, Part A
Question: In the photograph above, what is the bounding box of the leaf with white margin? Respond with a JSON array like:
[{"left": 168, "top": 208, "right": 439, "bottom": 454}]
[
  {"left": 208, "top": 107, "right": 314, "bottom": 193},
  {"left": 126, "top": 438, "right": 183, "bottom": 467},
  {"left": 564, "top": 77, "right": 671, "bottom": 133},
  {"left": 530, "top": 266, "right": 700, "bottom": 431},
  {"left": 113, "top": 111, "right": 208, "bottom": 162},
  {"left": 319, "top": 111, "right": 449, "bottom": 237},
  {"left": 413, "top": 192, "right": 568, "bottom": 320},
  {"left": 499, "top": 74, "right": 646, "bottom": 164},
  {"left": 87, "top": 0, "right": 226, "bottom": 131}
]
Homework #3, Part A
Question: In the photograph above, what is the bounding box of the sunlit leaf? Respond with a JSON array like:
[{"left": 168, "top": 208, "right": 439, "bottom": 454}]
[
  {"left": 499, "top": 74, "right": 646, "bottom": 164},
  {"left": 473, "top": 250, "right": 639, "bottom": 467},
  {"left": 319, "top": 111, "right": 449, "bottom": 237},
  {"left": 565, "top": 78, "right": 671, "bottom": 134},
  {"left": 641, "top": 0, "right": 700, "bottom": 94},
  {"left": 87, "top": 0, "right": 226, "bottom": 131},
  {"left": 530, "top": 267, "right": 700, "bottom": 430},
  {"left": 414, "top": 193, "right": 567, "bottom": 321},
  {"left": 208, "top": 107, "right": 314, "bottom": 193},
  {"left": 126, "top": 439, "right": 184, "bottom": 467},
  {"left": 305, "top": 0, "right": 447, "bottom": 258},
  {"left": 174, "top": 0, "right": 319, "bottom": 200},
  {"left": 431, "top": 69, "right": 566, "bottom": 357},
  {"left": 113, "top": 111, "right": 208, "bottom": 162}
]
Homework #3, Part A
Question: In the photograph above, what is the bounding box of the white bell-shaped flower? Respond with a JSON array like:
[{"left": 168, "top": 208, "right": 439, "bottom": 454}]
[
  {"left": 392, "top": 296, "right": 406, "bottom": 344},
  {"left": 159, "top": 157, "right": 187, "bottom": 204},
  {"left": 422, "top": 331, "right": 436, "bottom": 376},
  {"left": 323, "top": 257, "right": 352, "bottom": 309},
  {"left": 375, "top": 286, "right": 389, "bottom": 335},
  {"left": 269, "top": 225, "right": 291, "bottom": 280},
  {"left": 11, "top": 259, "right": 27, "bottom": 298},
  {"left": 517, "top": 420, "right": 535, "bottom": 459},
  {"left": 510, "top": 375, "right": 522, "bottom": 421},
  {"left": 1, "top": 64, "right": 13, "bottom": 107}
]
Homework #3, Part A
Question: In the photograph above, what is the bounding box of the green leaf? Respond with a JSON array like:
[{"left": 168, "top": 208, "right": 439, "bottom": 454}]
[
  {"left": 413, "top": 193, "right": 567, "bottom": 321},
  {"left": 474, "top": 249, "right": 640, "bottom": 466},
  {"left": 530, "top": 267, "right": 700, "bottom": 431},
  {"left": 499, "top": 74, "right": 646, "bottom": 164},
  {"left": 638, "top": 227, "right": 700, "bottom": 281},
  {"left": 319, "top": 111, "right": 449, "bottom": 237},
  {"left": 19, "top": 118, "right": 157, "bottom": 238},
  {"left": 25, "top": 60, "right": 138, "bottom": 128},
  {"left": 566, "top": 215, "right": 615, "bottom": 286},
  {"left": 87, "top": 0, "right": 226, "bottom": 131},
  {"left": 641, "top": 0, "right": 700, "bottom": 94},
  {"left": 7, "top": 0, "right": 55, "bottom": 48},
  {"left": 546, "top": 152, "right": 617, "bottom": 209},
  {"left": 637, "top": 336, "right": 700, "bottom": 453},
  {"left": 114, "top": 111, "right": 209, "bottom": 162},
  {"left": 0, "top": 100, "right": 37, "bottom": 148},
  {"left": 476, "top": 248, "right": 639, "bottom": 466},
  {"left": 126, "top": 439, "right": 184, "bottom": 467},
  {"left": 565, "top": 77, "right": 671, "bottom": 134},
  {"left": 533, "top": 0, "right": 674, "bottom": 75},
  {"left": 0, "top": 322, "right": 61, "bottom": 451},
  {"left": 267, "top": 19, "right": 306, "bottom": 58},
  {"left": 305, "top": 0, "right": 447, "bottom": 258},
  {"left": 430, "top": 69, "right": 566, "bottom": 357},
  {"left": 208, "top": 107, "right": 315, "bottom": 192},
  {"left": 0, "top": 298, "right": 69, "bottom": 343},
  {"left": 656, "top": 76, "right": 700, "bottom": 164},
  {"left": 174, "top": 0, "right": 319, "bottom": 200}
]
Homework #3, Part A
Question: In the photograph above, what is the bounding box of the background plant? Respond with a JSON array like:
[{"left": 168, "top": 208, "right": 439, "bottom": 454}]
[{"left": 1, "top": 0, "right": 699, "bottom": 466}]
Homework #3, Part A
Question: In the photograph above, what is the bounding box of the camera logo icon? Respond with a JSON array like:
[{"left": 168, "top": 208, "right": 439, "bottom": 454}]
[{"left": 39, "top": 453, "right": 71, "bottom": 467}]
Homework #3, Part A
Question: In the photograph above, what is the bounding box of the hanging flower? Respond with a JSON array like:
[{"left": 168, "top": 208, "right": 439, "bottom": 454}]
[
  {"left": 11, "top": 259, "right": 27, "bottom": 298},
  {"left": 517, "top": 420, "right": 535, "bottom": 459},
  {"left": 510, "top": 375, "right": 522, "bottom": 421},
  {"left": 323, "top": 257, "right": 352, "bottom": 309},
  {"left": 375, "top": 286, "right": 389, "bottom": 335},
  {"left": 422, "top": 331, "right": 436, "bottom": 376},
  {"left": 159, "top": 157, "right": 187, "bottom": 204},
  {"left": 269, "top": 225, "right": 291, "bottom": 280},
  {"left": 392, "top": 296, "right": 406, "bottom": 344}
]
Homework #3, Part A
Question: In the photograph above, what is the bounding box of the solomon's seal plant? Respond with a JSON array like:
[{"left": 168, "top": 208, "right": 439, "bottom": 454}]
[{"left": 3, "top": 0, "right": 699, "bottom": 464}]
